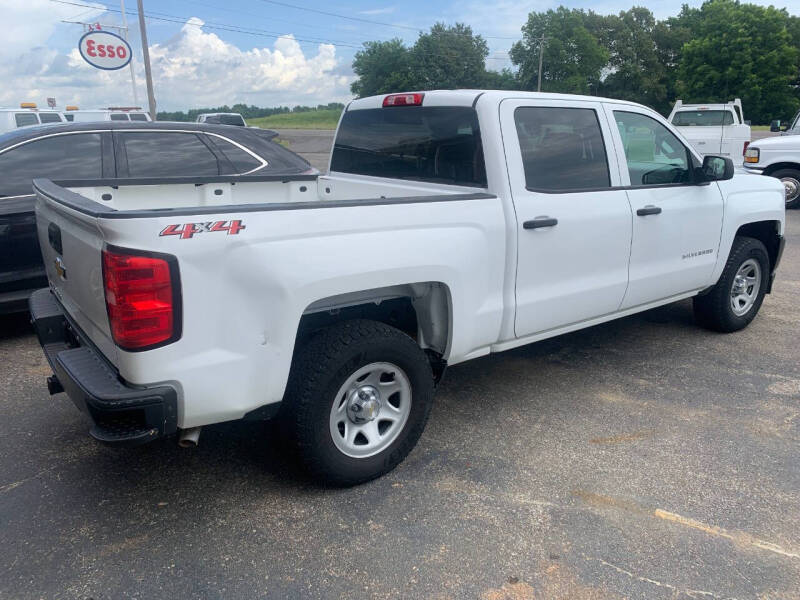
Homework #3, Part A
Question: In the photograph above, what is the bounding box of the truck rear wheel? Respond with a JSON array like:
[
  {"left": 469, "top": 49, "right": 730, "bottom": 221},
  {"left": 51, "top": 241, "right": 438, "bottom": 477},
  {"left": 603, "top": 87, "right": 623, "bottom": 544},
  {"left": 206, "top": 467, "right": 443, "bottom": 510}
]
[
  {"left": 770, "top": 168, "right": 800, "bottom": 209},
  {"left": 284, "top": 319, "right": 434, "bottom": 486},
  {"left": 693, "top": 236, "right": 769, "bottom": 332}
]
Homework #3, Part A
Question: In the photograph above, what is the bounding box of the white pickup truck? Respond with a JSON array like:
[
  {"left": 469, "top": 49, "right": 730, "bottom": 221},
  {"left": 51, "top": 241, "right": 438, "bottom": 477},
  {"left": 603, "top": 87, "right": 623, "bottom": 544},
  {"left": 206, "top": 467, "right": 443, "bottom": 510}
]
[
  {"left": 668, "top": 99, "right": 751, "bottom": 160},
  {"left": 30, "top": 90, "right": 785, "bottom": 485},
  {"left": 744, "top": 118, "right": 800, "bottom": 208}
]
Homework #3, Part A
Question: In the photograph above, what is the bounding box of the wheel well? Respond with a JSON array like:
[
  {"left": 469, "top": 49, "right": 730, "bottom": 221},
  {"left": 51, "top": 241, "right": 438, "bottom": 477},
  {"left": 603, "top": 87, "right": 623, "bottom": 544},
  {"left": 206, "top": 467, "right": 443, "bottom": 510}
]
[
  {"left": 763, "top": 162, "right": 800, "bottom": 176},
  {"left": 736, "top": 221, "right": 781, "bottom": 270},
  {"left": 296, "top": 283, "right": 451, "bottom": 378}
]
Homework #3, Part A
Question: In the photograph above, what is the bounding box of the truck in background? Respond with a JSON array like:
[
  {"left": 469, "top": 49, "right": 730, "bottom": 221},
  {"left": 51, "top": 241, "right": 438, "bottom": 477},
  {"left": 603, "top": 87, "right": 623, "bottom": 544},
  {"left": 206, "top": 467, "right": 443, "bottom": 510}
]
[{"left": 668, "top": 99, "right": 751, "bottom": 160}]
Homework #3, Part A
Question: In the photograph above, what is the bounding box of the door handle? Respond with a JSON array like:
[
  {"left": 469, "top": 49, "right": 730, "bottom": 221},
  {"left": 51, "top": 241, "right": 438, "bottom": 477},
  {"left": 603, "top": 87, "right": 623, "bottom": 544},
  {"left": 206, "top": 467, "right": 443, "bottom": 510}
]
[
  {"left": 523, "top": 217, "right": 558, "bottom": 230},
  {"left": 636, "top": 205, "right": 662, "bottom": 216}
]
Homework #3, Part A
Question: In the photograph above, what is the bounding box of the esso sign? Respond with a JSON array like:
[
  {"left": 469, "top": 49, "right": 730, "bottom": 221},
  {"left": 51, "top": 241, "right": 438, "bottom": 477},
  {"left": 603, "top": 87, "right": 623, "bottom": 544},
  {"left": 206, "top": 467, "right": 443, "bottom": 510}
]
[{"left": 78, "top": 31, "right": 132, "bottom": 70}]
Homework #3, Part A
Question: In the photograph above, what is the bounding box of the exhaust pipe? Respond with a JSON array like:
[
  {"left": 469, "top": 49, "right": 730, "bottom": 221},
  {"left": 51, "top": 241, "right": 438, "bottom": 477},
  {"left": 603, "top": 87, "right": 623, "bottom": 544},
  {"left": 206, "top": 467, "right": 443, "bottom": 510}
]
[{"left": 178, "top": 427, "right": 201, "bottom": 448}]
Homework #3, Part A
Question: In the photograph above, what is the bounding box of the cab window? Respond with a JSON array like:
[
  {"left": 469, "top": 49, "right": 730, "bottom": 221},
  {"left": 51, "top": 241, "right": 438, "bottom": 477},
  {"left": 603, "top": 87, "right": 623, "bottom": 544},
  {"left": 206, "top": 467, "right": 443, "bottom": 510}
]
[
  {"left": 614, "top": 111, "right": 692, "bottom": 186},
  {"left": 110, "top": 113, "right": 129, "bottom": 121},
  {"left": 129, "top": 113, "right": 148, "bottom": 121},
  {"left": 514, "top": 106, "right": 610, "bottom": 191},
  {"left": 0, "top": 133, "right": 103, "bottom": 196},
  {"left": 120, "top": 132, "right": 220, "bottom": 177}
]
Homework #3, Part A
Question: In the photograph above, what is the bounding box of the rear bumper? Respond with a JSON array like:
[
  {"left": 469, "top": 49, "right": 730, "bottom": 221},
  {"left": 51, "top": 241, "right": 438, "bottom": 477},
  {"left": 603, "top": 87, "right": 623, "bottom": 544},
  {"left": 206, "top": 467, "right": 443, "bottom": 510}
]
[{"left": 29, "top": 288, "right": 178, "bottom": 446}]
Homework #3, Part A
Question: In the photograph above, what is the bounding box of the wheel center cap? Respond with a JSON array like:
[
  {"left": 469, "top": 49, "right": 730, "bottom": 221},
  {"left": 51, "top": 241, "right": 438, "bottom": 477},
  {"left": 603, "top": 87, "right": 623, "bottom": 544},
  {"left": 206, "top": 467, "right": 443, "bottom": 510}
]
[
  {"left": 732, "top": 275, "right": 747, "bottom": 295},
  {"left": 347, "top": 385, "right": 381, "bottom": 423}
]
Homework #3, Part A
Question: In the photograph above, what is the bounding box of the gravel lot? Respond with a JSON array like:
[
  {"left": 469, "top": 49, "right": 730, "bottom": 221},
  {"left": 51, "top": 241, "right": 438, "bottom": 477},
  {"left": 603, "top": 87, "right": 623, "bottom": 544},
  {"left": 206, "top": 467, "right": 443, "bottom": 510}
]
[{"left": 0, "top": 143, "right": 797, "bottom": 599}]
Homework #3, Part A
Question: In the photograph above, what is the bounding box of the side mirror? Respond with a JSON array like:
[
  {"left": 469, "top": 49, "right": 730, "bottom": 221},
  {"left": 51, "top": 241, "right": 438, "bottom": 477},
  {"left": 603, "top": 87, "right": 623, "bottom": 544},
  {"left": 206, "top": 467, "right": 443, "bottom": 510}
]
[
  {"left": 770, "top": 120, "right": 781, "bottom": 132},
  {"left": 701, "top": 155, "right": 734, "bottom": 182}
]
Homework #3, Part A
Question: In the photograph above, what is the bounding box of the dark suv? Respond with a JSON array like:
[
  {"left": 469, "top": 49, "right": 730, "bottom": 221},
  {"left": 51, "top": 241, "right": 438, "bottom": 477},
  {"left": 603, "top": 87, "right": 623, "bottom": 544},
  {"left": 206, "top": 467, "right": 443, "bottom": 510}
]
[{"left": 0, "top": 121, "right": 312, "bottom": 313}]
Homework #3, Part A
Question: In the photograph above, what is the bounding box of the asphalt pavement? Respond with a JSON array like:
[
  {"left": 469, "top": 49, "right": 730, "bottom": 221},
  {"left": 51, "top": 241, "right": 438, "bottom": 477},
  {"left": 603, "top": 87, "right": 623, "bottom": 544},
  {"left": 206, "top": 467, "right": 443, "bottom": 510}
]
[{"left": 0, "top": 147, "right": 797, "bottom": 599}]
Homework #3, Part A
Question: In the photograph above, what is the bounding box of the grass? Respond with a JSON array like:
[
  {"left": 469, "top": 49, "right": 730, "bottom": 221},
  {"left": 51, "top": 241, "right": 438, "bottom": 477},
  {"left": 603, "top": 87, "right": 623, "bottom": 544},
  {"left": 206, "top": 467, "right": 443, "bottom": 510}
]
[
  {"left": 249, "top": 109, "right": 342, "bottom": 130},
  {"left": 751, "top": 125, "right": 770, "bottom": 131}
]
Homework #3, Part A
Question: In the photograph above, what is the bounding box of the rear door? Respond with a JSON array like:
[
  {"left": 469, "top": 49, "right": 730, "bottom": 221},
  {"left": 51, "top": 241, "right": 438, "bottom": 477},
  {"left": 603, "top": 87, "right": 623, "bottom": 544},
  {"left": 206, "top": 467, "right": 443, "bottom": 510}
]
[
  {"left": 500, "top": 98, "right": 633, "bottom": 337},
  {"left": 605, "top": 105, "right": 723, "bottom": 309}
]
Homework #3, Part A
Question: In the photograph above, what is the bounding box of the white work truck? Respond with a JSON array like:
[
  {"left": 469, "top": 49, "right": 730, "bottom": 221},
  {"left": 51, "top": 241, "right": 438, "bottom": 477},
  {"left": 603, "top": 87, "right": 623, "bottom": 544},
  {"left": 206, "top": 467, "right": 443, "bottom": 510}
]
[
  {"left": 744, "top": 125, "right": 800, "bottom": 208},
  {"left": 30, "top": 91, "right": 785, "bottom": 485},
  {"left": 668, "top": 99, "right": 751, "bottom": 159}
]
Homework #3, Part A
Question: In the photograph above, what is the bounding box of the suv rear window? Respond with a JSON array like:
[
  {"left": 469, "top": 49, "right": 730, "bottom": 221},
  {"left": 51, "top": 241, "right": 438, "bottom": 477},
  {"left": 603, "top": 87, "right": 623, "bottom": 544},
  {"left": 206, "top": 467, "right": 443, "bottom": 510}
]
[
  {"left": 330, "top": 107, "right": 487, "bottom": 187},
  {"left": 39, "top": 113, "right": 62, "bottom": 124},
  {"left": 129, "top": 113, "right": 148, "bottom": 121},
  {"left": 15, "top": 113, "right": 39, "bottom": 127},
  {"left": 110, "top": 113, "right": 129, "bottom": 121},
  {"left": 671, "top": 110, "right": 734, "bottom": 126}
]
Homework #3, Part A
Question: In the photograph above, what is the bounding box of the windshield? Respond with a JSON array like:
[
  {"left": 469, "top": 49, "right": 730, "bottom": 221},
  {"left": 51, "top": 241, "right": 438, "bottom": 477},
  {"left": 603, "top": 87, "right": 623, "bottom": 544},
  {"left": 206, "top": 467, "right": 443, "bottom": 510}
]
[
  {"left": 330, "top": 106, "right": 486, "bottom": 187},
  {"left": 671, "top": 110, "right": 734, "bottom": 126}
]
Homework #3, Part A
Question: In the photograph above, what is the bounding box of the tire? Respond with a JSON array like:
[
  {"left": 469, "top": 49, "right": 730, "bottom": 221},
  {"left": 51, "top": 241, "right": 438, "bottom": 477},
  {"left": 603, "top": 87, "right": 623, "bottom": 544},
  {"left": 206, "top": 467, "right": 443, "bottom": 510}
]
[
  {"left": 284, "top": 319, "right": 434, "bottom": 486},
  {"left": 693, "top": 236, "right": 769, "bottom": 333},
  {"left": 769, "top": 168, "right": 800, "bottom": 209}
]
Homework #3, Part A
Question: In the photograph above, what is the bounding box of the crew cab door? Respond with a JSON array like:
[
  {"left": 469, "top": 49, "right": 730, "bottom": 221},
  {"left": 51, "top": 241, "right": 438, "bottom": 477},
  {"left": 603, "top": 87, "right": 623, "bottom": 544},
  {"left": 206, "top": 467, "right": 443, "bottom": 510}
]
[
  {"left": 603, "top": 105, "right": 723, "bottom": 309},
  {"left": 500, "top": 99, "right": 633, "bottom": 337}
]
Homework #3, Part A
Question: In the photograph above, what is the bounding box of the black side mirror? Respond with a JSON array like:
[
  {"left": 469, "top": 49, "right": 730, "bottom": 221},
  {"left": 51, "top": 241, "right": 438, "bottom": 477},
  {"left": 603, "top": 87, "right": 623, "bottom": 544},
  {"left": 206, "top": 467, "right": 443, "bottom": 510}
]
[
  {"left": 770, "top": 120, "right": 781, "bottom": 132},
  {"left": 701, "top": 155, "right": 734, "bottom": 182}
]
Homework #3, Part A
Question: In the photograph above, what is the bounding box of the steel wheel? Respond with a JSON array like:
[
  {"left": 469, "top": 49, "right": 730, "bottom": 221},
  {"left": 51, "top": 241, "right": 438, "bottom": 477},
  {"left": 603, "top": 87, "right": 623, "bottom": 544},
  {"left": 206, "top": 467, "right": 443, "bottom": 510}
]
[
  {"left": 730, "top": 258, "right": 761, "bottom": 316},
  {"left": 782, "top": 175, "right": 799, "bottom": 205},
  {"left": 329, "top": 361, "right": 412, "bottom": 459}
]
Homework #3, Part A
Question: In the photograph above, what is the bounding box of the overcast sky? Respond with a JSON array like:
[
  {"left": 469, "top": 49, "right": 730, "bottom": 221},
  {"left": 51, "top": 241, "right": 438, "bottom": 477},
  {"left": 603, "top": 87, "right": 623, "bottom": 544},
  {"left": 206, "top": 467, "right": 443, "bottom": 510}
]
[{"left": 2, "top": 0, "right": 794, "bottom": 111}]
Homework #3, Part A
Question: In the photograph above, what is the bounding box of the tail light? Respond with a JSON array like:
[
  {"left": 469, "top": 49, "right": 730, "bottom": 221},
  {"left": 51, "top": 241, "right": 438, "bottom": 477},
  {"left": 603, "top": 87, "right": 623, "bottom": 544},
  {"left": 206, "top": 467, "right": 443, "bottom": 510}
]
[
  {"left": 383, "top": 93, "right": 424, "bottom": 107},
  {"left": 102, "top": 246, "right": 181, "bottom": 351},
  {"left": 743, "top": 141, "right": 750, "bottom": 155}
]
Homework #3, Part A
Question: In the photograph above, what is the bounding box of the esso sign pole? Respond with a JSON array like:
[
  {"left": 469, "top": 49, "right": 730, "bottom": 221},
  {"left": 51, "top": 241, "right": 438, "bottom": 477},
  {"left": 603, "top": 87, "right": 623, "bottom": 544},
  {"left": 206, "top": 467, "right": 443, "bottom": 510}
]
[{"left": 78, "top": 30, "right": 132, "bottom": 70}]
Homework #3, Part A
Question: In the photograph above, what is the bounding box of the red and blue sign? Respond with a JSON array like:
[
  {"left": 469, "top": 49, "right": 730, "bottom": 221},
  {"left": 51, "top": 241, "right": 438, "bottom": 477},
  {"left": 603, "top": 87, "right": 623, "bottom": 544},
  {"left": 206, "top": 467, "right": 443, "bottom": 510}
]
[{"left": 78, "top": 30, "right": 132, "bottom": 71}]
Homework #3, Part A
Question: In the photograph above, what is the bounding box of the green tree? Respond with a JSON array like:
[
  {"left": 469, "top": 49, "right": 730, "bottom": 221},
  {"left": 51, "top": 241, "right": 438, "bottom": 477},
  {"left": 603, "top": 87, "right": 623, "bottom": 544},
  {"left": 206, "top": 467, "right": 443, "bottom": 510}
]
[
  {"left": 350, "top": 39, "right": 414, "bottom": 97},
  {"left": 595, "top": 8, "right": 670, "bottom": 113},
  {"left": 509, "top": 7, "right": 609, "bottom": 94},
  {"left": 676, "top": 0, "right": 799, "bottom": 124},
  {"left": 409, "top": 23, "right": 490, "bottom": 89}
]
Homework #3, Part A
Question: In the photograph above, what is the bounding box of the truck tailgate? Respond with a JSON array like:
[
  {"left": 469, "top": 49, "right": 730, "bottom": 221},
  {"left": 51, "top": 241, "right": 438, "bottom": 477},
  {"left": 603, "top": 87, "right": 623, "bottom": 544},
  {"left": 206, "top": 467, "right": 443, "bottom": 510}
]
[{"left": 34, "top": 180, "right": 118, "bottom": 365}]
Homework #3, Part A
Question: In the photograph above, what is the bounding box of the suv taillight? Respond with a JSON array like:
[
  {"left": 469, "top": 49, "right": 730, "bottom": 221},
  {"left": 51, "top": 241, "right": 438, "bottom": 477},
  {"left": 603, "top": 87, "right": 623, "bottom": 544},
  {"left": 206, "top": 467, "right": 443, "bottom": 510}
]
[{"left": 102, "top": 246, "right": 181, "bottom": 350}]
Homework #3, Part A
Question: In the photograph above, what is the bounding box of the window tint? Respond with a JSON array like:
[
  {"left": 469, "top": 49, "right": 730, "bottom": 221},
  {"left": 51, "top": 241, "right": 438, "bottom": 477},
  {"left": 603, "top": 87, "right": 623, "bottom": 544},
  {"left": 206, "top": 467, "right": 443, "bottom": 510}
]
[
  {"left": 15, "top": 113, "right": 39, "bottom": 127},
  {"left": 0, "top": 133, "right": 103, "bottom": 196},
  {"left": 121, "top": 132, "right": 220, "bottom": 177},
  {"left": 671, "top": 110, "right": 734, "bottom": 126},
  {"left": 39, "top": 113, "right": 62, "bottom": 124},
  {"left": 207, "top": 136, "right": 263, "bottom": 173},
  {"left": 205, "top": 114, "right": 245, "bottom": 126},
  {"left": 110, "top": 113, "right": 129, "bottom": 121},
  {"left": 514, "top": 106, "right": 610, "bottom": 191},
  {"left": 331, "top": 107, "right": 486, "bottom": 187},
  {"left": 614, "top": 111, "right": 692, "bottom": 186},
  {"left": 64, "top": 114, "right": 74, "bottom": 122},
  {"left": 128, "top": 113, "right": 148, "bottom": 121}
]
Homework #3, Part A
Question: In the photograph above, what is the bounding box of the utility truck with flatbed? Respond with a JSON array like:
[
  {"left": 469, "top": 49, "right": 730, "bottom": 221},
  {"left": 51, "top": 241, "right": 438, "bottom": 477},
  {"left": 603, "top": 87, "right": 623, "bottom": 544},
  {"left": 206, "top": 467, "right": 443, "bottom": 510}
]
[{"left": 30, "top": 90, "right": 785, "bottom": 485}]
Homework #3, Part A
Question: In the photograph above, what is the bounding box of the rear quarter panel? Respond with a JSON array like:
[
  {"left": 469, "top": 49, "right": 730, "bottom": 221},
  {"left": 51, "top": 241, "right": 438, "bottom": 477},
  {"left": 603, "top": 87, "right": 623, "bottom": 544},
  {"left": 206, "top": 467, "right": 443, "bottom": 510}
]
[{"left": 100, "top": 196, "right": 507, "bottom": 428}]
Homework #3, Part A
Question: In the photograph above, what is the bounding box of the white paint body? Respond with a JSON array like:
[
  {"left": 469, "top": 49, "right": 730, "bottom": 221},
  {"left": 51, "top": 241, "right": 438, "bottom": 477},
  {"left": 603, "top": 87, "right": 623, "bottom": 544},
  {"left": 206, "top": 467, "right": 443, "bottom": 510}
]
[
  {"left": 668, "top": 100, "right": 751, "bottom": 160},
  {"left": 743, "top": 133, "right": 800, "bottom": 174},
  {"left": 0, "top": 108, "right": 66, "bottom": 133},
  {"left": 34, "top": 91, "right": 785, "bottom": 429}
]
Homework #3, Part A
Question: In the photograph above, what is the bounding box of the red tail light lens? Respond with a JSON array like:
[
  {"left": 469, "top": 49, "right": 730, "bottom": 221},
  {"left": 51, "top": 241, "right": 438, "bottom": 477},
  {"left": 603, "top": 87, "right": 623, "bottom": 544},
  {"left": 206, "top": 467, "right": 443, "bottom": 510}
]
[
  {"left": 383, "top": 93, "right": 424, "bottom": 107},
  {"left": 102, "top": 247, "right": 180, "bottom": 350},
  {"left": 743, "top": 141, "right": 750, "bottom": 156}
]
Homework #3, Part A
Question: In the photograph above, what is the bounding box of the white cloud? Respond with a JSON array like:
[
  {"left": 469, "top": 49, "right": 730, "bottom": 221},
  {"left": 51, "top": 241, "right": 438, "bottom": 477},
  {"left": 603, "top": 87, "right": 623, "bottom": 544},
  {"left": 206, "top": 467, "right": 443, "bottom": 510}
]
[
  {"left": 0, "top": 7, "right": 354, "bottom": 111},
  {"left": 358, "top": 7, "right": 396, "bottom": 16}
]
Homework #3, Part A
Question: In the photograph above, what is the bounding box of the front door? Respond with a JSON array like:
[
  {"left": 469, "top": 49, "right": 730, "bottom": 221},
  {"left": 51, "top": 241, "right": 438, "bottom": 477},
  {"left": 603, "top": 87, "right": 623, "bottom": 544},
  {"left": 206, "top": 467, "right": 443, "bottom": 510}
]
[
  {"left": 500, "top": 99, "right": 633, "bottom": 338},
  {"left": 604, "top": 106, "right": 724, "bottom": 310}
]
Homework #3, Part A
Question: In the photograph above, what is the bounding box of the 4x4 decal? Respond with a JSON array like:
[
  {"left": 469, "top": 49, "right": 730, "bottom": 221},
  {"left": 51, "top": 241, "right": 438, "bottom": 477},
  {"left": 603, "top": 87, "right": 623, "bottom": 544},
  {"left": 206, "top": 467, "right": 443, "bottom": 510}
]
[{"left": 160, "top": 220, "right": 246, "bottom": 239}]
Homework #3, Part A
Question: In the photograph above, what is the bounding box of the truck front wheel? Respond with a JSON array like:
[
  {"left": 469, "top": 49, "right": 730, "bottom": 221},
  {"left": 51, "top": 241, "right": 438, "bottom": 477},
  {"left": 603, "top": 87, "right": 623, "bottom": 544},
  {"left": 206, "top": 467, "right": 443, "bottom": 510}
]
[
  {"left": 770, "top": 168, "right": 800, "bottom": 209},
  {"left": 284, "top": 319, "right": 434, "bottom": 486},
  {"left": 693, "top": 236, "right": 769, "bottom": 332}
]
